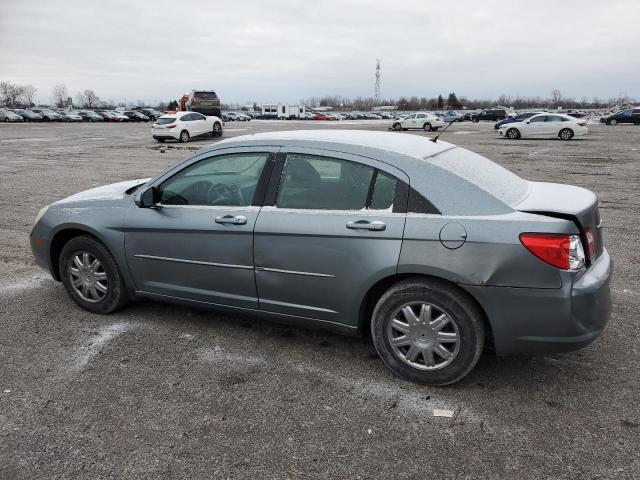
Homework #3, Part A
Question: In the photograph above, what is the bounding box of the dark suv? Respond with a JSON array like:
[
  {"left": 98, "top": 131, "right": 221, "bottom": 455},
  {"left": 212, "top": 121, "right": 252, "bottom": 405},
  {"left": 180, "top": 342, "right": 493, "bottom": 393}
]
[
  {"left": 602, "top": 108, "right": 640, "bottom": 126},
  {"left": 471, "top": 109, "right": 507, "bottom": 122}
]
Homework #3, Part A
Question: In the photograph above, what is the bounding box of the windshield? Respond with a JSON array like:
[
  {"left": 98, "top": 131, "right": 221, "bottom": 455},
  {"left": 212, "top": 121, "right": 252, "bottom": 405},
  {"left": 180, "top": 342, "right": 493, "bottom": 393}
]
[
  {"left": 193, "top": 91, "right": 217, "bottom": 100},
  {"left": 430, "top": 147, "right": 529, "bottom": 206},
  {"left": 156, "top": 117, "right": 176, "bottom": 125}
]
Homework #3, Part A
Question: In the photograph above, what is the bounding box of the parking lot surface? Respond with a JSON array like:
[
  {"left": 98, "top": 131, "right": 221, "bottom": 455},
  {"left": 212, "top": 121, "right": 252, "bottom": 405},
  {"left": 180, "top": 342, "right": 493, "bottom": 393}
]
[{"left": 1, "top": 120, "right": 639, "bottom": 479}]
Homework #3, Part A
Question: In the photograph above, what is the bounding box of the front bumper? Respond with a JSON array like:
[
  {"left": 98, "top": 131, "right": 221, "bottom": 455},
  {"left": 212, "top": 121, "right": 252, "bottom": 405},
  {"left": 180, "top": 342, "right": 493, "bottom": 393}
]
[{"left": 464, "top": 249, "right": 613, "bottom": 355}]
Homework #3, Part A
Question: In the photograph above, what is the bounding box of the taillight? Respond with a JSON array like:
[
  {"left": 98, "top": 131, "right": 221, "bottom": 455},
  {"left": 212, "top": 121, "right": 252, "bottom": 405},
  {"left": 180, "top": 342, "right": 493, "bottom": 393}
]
[
  {"left": 519, "top": 233, "right": 585, "bottom": 270},
  {"left": 583, "top": 228, "right": 596, "bottom": 258},
  {"left": 578, "top": 120, "right": 586, "bottom": 126},
  {"left": 167, "top": 124, "right": 177, "bottom": 129}
]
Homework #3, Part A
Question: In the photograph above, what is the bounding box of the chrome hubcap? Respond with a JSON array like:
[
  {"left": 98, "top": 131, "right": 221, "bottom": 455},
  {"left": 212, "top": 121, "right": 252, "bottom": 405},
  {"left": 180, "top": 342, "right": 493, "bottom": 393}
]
[
  {"left": 387, "top": 301, "right": 460, "bottom": 370},
  {"left": 69, "top": 252, "right": 108, "bottom": 303}
]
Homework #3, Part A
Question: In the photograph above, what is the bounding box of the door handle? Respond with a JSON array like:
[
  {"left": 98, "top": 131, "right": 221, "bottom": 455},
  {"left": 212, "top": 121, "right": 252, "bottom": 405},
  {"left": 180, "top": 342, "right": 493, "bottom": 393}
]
[
  {"left": 215, "top": 215, "right": 247, "bottom": 225},
  {"left": 346, "top": 220, "right": 386, "bottom": 231}
]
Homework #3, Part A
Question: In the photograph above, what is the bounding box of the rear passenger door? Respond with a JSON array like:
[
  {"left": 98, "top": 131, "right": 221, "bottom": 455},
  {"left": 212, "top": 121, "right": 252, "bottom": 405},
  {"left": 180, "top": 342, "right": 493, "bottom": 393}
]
[{"left": 253, "top": 149, "right": 409, "bottom": 328}]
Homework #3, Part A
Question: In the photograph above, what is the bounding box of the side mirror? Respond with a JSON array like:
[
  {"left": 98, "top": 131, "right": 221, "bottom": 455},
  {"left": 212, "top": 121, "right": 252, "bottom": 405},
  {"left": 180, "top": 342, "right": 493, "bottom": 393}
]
[
  {"left": 135, "top": 186, "right": 157, "bottom": 208},
  {"left": 524, "top": 119, "right": 531, "bottom": 124}
]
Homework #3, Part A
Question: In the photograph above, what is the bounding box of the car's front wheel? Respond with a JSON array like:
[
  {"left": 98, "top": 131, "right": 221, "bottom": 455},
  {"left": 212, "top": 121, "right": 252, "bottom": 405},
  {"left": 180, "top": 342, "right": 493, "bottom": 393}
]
[
  {"left": 371, "top": 279, "right": 485, "bottom": 386},
  {"left": 392, "top": 123, "right": 402, "bottom": 131},
  {"left": 212, "top": 122, "right": 223, "bottom": 137},
  {"left": 506, "top": 128, "right": 520, "bottom": 139},
  {"left": 608, "top": 119, "right": 617, "bottom": 126},
  {"left": 559, "top": 128, "right": 574, "bottom": 140},
  {"left": 59, "top": 235, "right": 129, "bottom": 314},
  {"left": 179, "top": 130, "right": 190, "bottom": 143}
]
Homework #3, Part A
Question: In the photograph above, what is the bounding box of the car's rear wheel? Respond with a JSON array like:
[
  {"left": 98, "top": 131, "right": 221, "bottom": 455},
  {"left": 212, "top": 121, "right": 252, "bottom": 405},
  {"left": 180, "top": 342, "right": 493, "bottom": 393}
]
[
  {"left": 59, "top": 235, "right": 129, "bottom": 314},
  {"left": 4, "top": 118, "right": 8, "bottom": 123},
  {"left": 179, "top": 130, "right": 190, "bottom": 143},
  {"left": 213, "top": 122, "right": 223, "bottom": 137},
  {"left": 559, "top": 128, "right": 574, "bottom": 140},
  {"left": 371, "top": 279, "right": 485, "bottom": 385},
  {"left": 609, "top": 119, "right": 617, "bottom": 126},
  {"left": 506, "top": 128, "right": 520, "bottom": 139},
  {"left": 392, "top": 123, "right": 402, "bottom": 131},
  {"left": 423, "top": 122, "right": 433, "bottom": 132}
]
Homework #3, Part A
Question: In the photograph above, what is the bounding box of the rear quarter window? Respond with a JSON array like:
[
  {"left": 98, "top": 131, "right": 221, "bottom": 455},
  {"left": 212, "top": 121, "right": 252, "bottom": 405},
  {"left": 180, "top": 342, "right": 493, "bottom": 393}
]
[
  {"left": 156, "top": 117, "right": 176, "bottom": 125},
  {"left": 429, "top": 147, "right": 529, "bottom": 206}
]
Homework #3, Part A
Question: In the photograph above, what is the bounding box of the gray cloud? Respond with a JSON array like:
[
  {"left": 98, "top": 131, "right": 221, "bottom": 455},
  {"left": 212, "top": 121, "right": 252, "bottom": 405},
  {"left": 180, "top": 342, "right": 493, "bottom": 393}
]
[{"left": 1, "top": 0, "right": 638, "bottom": 104}]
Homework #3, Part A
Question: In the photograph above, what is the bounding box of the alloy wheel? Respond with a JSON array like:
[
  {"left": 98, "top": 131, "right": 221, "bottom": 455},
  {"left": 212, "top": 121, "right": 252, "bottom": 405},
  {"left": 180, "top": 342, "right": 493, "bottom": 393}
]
[
  {"left": 68, "top": 251, "right": 108, "bottom": 303},
  {"left": 387, "top": 301, "right": 460, "bottom": 370}
]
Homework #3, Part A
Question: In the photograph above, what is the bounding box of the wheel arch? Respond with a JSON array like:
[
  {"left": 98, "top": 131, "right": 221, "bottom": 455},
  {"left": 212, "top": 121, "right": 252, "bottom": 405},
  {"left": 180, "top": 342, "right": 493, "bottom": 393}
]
[
  {"left": 357, "top": 273, "right": 494, "bottom": 349},
  {"left": 49, "top": 225, "right": 111, "bottom": 281}
]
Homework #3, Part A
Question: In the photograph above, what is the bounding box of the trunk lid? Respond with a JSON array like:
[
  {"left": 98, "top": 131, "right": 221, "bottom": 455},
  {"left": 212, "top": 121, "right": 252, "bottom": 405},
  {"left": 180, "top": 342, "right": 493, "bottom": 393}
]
[{"left": 515, "top": 181, "right": 603, "bottom": 263}]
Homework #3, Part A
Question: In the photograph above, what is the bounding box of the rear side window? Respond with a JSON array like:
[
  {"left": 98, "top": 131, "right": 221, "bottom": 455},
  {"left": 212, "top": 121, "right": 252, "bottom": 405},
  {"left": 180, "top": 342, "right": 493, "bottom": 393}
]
[
  {"left": 530, "top": 115, "right": 546, "bottom": 123},
  {"left": 276, "top": 154, "right": 402, "bottom": 212},
  {"left": 156, "top": 118, "right": 175, "bottom": 125},
  {"left": 277, "top": 154, "right": 373, "bottom": 210},
  {"left": 547, "top": 116, "right": 562, "bottom": 122},
  {"left": 430, "top": 147, "right": 529, "bottom": 206}
]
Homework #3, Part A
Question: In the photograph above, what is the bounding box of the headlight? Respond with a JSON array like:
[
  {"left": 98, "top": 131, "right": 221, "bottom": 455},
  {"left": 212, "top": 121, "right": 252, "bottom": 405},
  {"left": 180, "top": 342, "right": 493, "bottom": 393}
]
[{"left": 34, "top": 205, "right": 50, "bottom": 225}]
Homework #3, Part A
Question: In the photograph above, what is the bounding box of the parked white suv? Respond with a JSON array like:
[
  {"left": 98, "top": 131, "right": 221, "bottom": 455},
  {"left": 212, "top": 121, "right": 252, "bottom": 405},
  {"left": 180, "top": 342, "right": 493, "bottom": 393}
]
[
  {"left": 392, "top": 112, "right": 445, "bottom": 132},
  {"left": 152, "top": 112, "right": 224, "bottom": 143},
  {"left": 498, "top": 113, "right": 587, "bottom": 140}
]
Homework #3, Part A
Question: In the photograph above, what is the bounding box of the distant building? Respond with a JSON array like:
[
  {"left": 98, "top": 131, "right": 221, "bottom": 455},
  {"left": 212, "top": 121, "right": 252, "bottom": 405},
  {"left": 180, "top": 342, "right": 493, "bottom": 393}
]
[
  {"left": 261, "top": 103, "right": 306, "bottom": 119},
  {"left": 372, "top": 105, "right": 397, "bottom": 111}
]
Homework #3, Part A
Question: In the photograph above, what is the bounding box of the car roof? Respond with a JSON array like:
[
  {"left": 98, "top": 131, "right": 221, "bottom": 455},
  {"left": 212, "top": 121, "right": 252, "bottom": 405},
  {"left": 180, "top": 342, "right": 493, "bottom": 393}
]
[{"left": 214, "top": 130, "right": 454, "bottom": 160}]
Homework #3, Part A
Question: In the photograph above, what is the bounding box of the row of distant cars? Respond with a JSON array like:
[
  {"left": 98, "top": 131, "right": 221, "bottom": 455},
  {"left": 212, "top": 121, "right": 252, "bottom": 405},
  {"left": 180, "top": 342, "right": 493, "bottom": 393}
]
[{"left": 0, "top": 107, "right": 165, "bottom": 123}]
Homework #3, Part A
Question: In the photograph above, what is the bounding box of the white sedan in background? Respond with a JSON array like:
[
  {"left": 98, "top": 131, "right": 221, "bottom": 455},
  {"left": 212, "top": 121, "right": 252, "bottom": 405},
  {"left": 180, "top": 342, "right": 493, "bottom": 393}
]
[
  {"left": 499, "top": 113, "right": 588, "bottom": 140},
  {"left": 152, "top": 112, "right": 224, "bottom": 143},
  {"left": 392, "top": 112, "right": 445, "bottom": 132}
]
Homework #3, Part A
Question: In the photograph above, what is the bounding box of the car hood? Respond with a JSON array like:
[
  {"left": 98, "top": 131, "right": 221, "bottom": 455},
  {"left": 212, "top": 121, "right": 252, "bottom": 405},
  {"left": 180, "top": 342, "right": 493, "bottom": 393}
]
[
  {"left": 53, "top": 178, "right": 151, "bottom": 205},
  {"left": 499, "top": 121, "right": 524, "bottom": 128}
]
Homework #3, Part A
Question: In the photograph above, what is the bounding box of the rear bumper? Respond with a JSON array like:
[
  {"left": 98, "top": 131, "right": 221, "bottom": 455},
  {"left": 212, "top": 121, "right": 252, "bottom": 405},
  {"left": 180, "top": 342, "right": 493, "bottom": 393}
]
[
  {"left": 152, "top": 128, "right": 180, "bottom": 140},
  {"left": 464, "top": 249, "right": 612, "bottom": 355}
]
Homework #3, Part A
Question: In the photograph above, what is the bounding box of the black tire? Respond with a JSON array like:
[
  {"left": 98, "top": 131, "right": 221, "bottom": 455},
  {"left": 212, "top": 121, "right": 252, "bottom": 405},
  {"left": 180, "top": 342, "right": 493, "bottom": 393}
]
[
  {"left": 609, "top": 119, "right": 617, "bottom": 126},
  {"left": 559, "top": 128, "right": 574, "bottom": 141},
  {"left": 156, "top": 138, "right": 166, "bottom": 143},
  {"left": 423, "top": 122, "right": 433, "bottom": 132},
  {"left": 212, "top": 122, "right": 223, "bottom": 137},
  {"left": 179, "top": 130, "right": 190, "bottom": 143},
  {"left": 371, "top": 278, "right": 485, "bottom": 386},
  {"left": 472, "top": 118, "right": 479, "bottom": 123},
  {"left": 4, "top": 118, "right": 8, "bottom": 123},
  {"left": 59, "top": 235, "right": 129, "bottom": 314},
  {"left": 392, "top": 123, "right": 402, "bottom": 131},
  {"left": 506, "top": 128, "right": 520, "bottom": 140}
]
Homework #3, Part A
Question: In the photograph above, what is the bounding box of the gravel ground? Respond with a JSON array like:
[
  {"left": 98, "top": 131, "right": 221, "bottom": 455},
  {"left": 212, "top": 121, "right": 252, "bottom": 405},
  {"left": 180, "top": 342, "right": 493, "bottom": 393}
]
[{"left": 0, "top": 119, "right": 639, "bottom": 479}]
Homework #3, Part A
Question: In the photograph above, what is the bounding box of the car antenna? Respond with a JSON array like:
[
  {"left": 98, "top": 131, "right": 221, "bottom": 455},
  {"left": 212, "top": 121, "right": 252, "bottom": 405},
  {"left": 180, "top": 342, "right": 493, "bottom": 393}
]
[{"left": 430, "top": 120, "right": 455, "bottom": 142}]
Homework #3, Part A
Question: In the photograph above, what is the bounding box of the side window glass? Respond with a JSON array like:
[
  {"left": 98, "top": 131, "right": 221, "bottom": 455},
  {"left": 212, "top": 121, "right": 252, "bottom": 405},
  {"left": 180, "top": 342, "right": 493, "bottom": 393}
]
[
  {"left": 276, "top": 154, "right": 374, "bottom": 210},
  {"left": 158, "top": 153, "right": 269, "bottom": 206},
  {"left": 623, "top": 109, "right": 633, "bottom": 116},
  {"left": 370, "top": 171, "right": 397, "bottom": 210},
  {"left": 530, "top": 116, "right": 546, "bottom": 123},
  {"left": 547, "top": 116, "right": 562, "bottom": 122}
]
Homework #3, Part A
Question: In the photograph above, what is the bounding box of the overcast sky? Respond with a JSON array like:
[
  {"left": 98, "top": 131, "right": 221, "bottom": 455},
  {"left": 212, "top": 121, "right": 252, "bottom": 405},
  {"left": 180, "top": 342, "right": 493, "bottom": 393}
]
[{"left": 1, "top": 0, "right": 639, "bottom": 105}]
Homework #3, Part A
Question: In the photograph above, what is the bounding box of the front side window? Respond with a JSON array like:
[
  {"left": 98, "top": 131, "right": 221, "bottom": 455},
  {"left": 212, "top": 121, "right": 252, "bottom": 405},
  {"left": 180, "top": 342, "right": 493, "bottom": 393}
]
[
  {"left": 158, "top": 153, "right": 269, "bottom": 206},
  {"left": 623, "top": 109, "right": 633, "bottom": 116},
  {"left": 276, "top": 154, "right": 399, "bottom": 211},
  {"left": 530, "top": 115, "right": 547, "bottom": 123}
]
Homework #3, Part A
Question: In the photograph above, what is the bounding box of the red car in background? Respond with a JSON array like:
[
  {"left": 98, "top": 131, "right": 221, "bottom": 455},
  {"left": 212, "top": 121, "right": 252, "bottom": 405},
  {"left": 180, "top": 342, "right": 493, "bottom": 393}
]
[{"left": 312, "top": 113, "right": 331, "bottom": 120}]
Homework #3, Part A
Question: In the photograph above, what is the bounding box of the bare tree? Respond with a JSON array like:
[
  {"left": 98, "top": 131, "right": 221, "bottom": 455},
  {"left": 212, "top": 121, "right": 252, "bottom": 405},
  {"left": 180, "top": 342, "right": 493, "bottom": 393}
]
[
  {"left": 551, "top": 89, "right": 563, "bottom": 106},
  {"left": 0, "top": 81, "right": 26, "bottom": 106},
  {"left": 77, "top": 89, "right": 100, "bottom": 108},
  {"left": 23, "top": 85, "right": 37, "bottom": 106},
  {"left": 52, "top": 84, "right": 68, "bottom": 108}
]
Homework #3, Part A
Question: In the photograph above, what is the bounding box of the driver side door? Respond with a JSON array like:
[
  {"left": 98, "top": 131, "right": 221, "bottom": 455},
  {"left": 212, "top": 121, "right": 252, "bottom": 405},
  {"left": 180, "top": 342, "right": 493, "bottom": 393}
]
[{"left": 125, "top": 147, "right": 276, "bottom": 309}]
